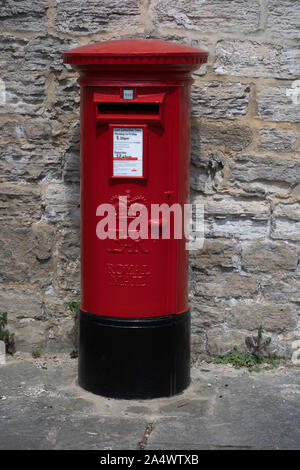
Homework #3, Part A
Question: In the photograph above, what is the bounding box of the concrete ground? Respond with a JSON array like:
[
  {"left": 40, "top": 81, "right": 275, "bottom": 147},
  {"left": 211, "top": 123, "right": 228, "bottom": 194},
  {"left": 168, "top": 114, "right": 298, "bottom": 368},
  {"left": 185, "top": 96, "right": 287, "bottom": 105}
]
[{"left": 0, "top": 353, "right": 300, "bottom": 450}]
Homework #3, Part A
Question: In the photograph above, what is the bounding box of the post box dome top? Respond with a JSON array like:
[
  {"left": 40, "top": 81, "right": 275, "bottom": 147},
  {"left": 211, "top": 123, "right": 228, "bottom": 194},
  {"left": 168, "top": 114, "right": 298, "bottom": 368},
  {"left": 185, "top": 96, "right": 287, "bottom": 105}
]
[{"left": 63, "top": 39, "right": 208, "bottom": 71}]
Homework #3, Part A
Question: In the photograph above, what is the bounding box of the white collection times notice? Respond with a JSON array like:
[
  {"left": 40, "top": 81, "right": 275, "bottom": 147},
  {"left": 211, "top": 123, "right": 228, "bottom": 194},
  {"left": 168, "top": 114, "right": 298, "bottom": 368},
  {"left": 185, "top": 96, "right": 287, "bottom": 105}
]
[{"left": 113, "top": 127, "right": 143, "bottom": 177}]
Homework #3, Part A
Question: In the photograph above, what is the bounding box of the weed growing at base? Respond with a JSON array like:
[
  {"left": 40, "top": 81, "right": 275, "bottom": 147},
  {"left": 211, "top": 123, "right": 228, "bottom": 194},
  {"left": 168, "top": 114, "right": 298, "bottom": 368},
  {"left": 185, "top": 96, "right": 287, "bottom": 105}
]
[
  {"left": 214, "top": 349, "right": 280, "bottom": 372},
  {"left": 214, "top": 326, "right": 279, "bottom": 372}
]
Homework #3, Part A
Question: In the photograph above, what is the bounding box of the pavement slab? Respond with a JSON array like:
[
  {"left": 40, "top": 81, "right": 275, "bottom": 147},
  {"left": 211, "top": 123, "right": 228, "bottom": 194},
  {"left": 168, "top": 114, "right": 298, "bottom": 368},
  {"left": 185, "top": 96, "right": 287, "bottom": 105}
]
[{"left": 0, "top": 353, "right": 299, "bottom": 450}]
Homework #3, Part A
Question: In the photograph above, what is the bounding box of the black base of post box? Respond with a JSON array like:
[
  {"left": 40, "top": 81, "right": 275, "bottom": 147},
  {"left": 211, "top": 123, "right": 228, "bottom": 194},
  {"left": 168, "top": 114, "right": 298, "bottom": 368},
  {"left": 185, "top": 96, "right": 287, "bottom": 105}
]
[{"left": 78, "top": 309, "right": 190, "bottom": 399}]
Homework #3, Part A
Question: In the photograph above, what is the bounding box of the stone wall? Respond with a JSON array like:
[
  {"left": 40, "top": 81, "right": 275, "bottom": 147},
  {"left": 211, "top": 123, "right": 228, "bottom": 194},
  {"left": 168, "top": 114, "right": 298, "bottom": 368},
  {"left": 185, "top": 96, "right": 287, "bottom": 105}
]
[{"left": 0, "top": 0, "right": 299, "bottom": 357}]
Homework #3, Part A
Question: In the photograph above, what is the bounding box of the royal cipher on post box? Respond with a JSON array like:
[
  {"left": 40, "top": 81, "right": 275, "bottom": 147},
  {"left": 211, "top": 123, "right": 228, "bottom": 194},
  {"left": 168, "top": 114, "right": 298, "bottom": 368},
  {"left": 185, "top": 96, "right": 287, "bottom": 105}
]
[{"left": 64, "top": 39, "right": 208, "bottom": 399}]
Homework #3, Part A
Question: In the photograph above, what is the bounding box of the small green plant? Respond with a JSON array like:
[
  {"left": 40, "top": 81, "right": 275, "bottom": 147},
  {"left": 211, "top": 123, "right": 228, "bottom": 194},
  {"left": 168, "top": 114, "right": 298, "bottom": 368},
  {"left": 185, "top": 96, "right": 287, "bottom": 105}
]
[
  {"left": 32, "top": 349, "right": 41, "bottom": 359},
  {"left": 214, "top": 350, "right": 279, "bottom": 372},
  {"left": 65, "top": 301, "right": 80, "bottom": 357},
  {"left": 245, "top": 325, "right": 271, "bottom": 359},
  {"left": 213, "top": 327, "right": 279, "bottom": 372},
  {"left": 65, "top": 301, "right": 80, "bottom": 313},
  {"left": 65, "top": 301, "right": 80, "bottom": 333},
  {"left": 0, "top": 312, "right": 15, "bottom": 355},
  {"left": 214, "top": 350, "right": 260, "bottom": 369}
]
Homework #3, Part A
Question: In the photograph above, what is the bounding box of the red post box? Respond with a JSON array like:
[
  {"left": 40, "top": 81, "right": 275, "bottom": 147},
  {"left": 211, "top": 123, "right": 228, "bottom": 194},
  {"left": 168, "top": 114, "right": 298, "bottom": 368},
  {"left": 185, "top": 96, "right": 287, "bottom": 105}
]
[{"left": 64, "top": 39, "right": 208, "bottom": 399}]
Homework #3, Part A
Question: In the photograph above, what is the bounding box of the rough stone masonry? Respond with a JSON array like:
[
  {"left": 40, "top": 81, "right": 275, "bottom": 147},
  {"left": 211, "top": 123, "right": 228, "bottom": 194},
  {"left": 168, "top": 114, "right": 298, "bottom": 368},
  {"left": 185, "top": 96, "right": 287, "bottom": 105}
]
[{"left": 0, "top": 0, "right": 299, "bottom": 357}]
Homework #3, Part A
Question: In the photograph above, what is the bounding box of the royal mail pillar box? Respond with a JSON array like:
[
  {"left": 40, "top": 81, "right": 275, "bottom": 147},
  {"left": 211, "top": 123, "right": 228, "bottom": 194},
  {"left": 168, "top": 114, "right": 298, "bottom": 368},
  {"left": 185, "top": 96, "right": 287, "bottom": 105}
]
[{"left": 64, "top": 39, "right": 208, "bottom": 399}]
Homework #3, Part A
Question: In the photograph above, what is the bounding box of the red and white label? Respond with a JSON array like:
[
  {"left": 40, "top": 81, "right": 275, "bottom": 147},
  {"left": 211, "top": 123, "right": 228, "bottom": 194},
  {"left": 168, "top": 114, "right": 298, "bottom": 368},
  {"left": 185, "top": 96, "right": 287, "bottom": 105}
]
[{"left": 113, "top": 127, "right": 143, "bottom": 177}]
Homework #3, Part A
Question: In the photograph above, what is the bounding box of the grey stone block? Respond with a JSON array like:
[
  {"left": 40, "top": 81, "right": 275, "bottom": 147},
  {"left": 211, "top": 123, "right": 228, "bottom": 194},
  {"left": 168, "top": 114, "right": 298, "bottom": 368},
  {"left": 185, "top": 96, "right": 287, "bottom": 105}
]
[
  {"left": 267, "top": 0, "right": 300, "bottom": 40},
  {"left": 0, "top": 183, "right": 42, "bottom": 222},
  {"left": 0, "top": 0, "right": 48, "bottom": 32},
  {"left": 258, "top": 85, "right": 300, "bottom": 123},
  {"left": 214, "top": 40, "right": 300, "bottom": 79},
  {"left": 229, "top": 154, "right": 300, "bottom": 196},
  {"left": 54, "top": 0, "right": 142, "bottom": 34},
  {"left": 0, "top": 72, "right": 45, "bottom": 116},
  {"left": 192, "top": 81, "right": 250, "bottom": 120},
  {"left": 258, "top": 128, "right": 298, "bottom": 153},
  {"left": 151, "top": 0, "right": 260, "bottom": 34}
]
